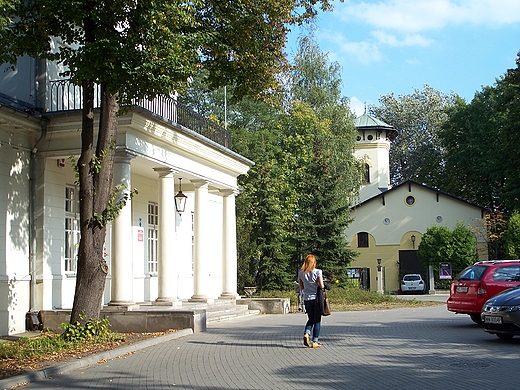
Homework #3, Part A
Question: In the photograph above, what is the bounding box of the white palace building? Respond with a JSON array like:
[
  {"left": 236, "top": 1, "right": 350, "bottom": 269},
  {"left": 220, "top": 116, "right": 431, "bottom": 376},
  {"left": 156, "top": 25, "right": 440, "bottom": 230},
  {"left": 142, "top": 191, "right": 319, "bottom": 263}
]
[{"left": 0, "top": 55, "right": 253, "bottom": 336}]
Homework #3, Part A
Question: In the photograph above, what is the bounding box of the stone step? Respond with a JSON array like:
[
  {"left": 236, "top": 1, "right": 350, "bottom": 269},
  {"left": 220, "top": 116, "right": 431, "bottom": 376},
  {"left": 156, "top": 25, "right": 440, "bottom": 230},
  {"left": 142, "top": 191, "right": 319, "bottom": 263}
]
[{"left": 206, "top": 303, "right": 259, "bottom": 323}]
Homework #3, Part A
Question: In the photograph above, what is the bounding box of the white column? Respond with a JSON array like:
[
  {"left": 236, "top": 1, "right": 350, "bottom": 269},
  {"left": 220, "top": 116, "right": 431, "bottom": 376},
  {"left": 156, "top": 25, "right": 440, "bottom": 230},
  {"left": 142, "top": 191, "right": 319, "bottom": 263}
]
[
  {"left": 189, "top": 179, "right": 213, "bottom": 303},
  {"left": 109, "top": 151, "right": 136, "bottom": 306},
  {"left": 219, "top": 189, "right": 239, "bottom": 300},
  {"left": 153, "top": 168, "right": 181, "bottom": 306}
]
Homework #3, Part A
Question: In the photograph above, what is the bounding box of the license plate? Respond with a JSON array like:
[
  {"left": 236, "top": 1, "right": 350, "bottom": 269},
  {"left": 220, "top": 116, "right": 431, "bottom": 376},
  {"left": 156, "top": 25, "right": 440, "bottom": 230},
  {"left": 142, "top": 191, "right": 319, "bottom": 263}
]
[
  {"left": 484, "top": 316, "right": 502, "bottom": 324},
  {"left": 456, "top": 286, "right": 468, "bottom": 293}
]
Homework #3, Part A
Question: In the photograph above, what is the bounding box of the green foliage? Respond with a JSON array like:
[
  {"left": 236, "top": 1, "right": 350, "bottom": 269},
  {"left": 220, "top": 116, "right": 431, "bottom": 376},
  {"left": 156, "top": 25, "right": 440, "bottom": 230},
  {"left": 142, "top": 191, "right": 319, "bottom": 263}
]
[
  {"left": 439, "top": 52, "right": 520, "bottom": 215},
  {"left": 371, "top": 85, "right": 457, "bottom": 188},
  {"left": 417, "top": 221, "right": 477, "bottom": 276},
  {"left": 284, "top": 35, "right": 361, "bottom": 285},
  {"left": 94, "top": 184, "right": 138, "bottom": 227},
  {"left": 505, "top": 212, "right": 520, "bottom": 259},
  {"left": 0, "top": 0, "right": 332, "bottom": 101},
  {"left": 61, "top": 317, "right": 112, "bottom": 342},
  {"left": 192, "top": 34, "right": 362, "bottom": 292}
]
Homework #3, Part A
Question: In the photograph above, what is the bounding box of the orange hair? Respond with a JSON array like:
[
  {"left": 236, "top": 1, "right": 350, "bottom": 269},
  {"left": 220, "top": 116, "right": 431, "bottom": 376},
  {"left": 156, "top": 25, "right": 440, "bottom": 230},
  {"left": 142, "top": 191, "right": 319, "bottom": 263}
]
[{"left": 301, "top": 254, "right": 317, "bottom": 274}]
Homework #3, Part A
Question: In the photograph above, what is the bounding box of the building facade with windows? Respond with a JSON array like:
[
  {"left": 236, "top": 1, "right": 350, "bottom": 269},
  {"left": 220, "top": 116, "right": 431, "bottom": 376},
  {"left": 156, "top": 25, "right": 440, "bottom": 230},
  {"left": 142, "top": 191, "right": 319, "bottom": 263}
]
[
  {"left": 0, "top": 56, "right": 252, "bottom": 336},
  {"left": 346, "top": 113, "right": 487, "bottom": 293}
]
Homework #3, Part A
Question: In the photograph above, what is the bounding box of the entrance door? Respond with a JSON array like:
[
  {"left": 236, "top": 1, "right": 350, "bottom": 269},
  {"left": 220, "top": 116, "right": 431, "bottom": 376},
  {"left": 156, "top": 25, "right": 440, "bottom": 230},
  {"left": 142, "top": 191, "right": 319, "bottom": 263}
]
[{"left": 399, "top": 250, "right": 426, "bottom": 277}]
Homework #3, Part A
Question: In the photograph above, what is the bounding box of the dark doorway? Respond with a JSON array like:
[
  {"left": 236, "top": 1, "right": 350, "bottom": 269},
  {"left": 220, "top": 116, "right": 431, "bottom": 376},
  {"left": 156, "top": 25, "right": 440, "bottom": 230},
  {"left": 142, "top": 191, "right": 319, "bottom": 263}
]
[{"left": 399, "top": 250, "right": 426, "bottom": 278}]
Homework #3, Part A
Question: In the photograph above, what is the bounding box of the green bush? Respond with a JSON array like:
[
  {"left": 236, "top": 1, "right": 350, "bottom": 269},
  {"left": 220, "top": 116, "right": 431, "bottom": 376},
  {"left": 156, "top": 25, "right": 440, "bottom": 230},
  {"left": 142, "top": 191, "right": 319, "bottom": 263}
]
[{"left": 61, "top": 317, "right": 111, "bottom": 342}]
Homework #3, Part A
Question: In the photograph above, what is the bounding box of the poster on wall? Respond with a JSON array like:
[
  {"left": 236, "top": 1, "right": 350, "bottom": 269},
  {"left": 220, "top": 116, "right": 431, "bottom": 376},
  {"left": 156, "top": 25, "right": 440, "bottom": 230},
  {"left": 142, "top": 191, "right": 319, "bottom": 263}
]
[{"left": 439, "top": 262, "right": 452, "bottom": 280}]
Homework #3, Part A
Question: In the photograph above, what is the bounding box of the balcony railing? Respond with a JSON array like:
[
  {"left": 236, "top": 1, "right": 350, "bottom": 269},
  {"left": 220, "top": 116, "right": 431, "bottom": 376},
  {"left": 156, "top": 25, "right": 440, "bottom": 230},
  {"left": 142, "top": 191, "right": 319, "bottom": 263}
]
[{"left": 48, "top": 79, "right": 231, "bottom": 149}]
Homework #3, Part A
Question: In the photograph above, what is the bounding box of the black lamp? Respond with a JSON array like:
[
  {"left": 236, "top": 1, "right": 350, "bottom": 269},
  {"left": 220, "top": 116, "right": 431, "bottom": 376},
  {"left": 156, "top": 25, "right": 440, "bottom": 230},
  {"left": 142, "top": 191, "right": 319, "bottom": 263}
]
[
  {"left": 411, "top": 234, "right": 416, "bottom": 249},
  {"left": 174, "top": 178, "right": 187, "bottom": 214}
]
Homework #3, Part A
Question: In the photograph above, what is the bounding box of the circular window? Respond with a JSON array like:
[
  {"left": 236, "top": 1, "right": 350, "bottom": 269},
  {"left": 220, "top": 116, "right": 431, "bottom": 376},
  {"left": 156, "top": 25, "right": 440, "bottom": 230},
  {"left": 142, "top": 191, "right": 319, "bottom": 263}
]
[
  {"left": 367, "top": 134, "right": 373, "bottom": 140},
  {"left": 356, "top": 136, "right": 361, "bottom": 141},
  {"left": 436, "top": 215, "right": 443, "bottom": 223},
  {"left": 405, "top": 195, "right": 415, "bottom": 206},
  {"left": 383, "top": 218, "right": 390, "bottom": 225}
]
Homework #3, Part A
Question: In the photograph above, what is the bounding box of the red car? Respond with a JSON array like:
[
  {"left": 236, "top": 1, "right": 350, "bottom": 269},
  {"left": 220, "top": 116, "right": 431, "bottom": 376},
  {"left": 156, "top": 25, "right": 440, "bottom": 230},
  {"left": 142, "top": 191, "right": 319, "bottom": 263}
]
[{"left": 447, "top": 260, "right": 520, "bottom": 324}]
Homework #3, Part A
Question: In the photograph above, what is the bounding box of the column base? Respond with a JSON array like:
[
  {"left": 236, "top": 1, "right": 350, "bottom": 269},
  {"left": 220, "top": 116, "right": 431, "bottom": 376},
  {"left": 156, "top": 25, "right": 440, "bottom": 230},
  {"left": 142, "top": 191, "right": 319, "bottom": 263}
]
[
  {"left": 153, "top": 298, "right": 182, "bottom": 307},
  {"left": 218, "top": 292, "right": 240, "bottom": 300},
  {"left": 189, "top": 295, "right": 214, "bottom": 304}
]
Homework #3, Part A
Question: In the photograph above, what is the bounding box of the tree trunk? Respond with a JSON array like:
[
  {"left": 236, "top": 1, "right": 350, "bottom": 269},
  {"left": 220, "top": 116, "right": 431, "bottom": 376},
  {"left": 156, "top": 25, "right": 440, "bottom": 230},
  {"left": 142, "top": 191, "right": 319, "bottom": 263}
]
[{"left": 70, "top": 82, "right": 120, "bottom": 325}]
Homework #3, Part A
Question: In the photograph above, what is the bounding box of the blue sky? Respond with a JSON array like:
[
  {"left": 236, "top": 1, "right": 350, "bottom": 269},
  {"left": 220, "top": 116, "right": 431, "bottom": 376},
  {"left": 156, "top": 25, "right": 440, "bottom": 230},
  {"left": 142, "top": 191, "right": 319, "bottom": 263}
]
[{"left": 287, "top": 0, "right": 520, "bottom": 115}]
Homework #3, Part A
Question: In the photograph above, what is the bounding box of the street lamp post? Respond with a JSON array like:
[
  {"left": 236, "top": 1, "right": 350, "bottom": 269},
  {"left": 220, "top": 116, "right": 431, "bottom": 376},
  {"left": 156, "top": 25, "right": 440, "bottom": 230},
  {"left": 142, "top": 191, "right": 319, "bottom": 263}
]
[{"left": 377, "top": 258, "right": 383, "bottom": 294}]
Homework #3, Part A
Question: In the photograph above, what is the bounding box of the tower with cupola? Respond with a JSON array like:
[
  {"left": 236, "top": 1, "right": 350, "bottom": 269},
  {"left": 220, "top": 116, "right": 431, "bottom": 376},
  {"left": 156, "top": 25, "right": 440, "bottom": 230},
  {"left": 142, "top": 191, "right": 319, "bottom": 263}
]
[{"left": 353, "top": 112, "right": 397, "bottom": 203}]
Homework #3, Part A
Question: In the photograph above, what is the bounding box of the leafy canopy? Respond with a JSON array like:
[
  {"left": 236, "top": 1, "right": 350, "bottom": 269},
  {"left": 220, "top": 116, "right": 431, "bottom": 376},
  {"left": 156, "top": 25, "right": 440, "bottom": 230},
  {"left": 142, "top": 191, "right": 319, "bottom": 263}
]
[{"left": 1, "top": 0, "right": 333, "bottom": 102}]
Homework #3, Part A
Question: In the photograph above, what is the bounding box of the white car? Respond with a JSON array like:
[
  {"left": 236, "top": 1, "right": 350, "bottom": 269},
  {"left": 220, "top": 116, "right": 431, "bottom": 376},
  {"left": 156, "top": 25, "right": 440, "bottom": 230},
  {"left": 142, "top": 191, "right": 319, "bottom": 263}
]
[{"left": 401, "top": 274, "right": 426, "bottom": 294}]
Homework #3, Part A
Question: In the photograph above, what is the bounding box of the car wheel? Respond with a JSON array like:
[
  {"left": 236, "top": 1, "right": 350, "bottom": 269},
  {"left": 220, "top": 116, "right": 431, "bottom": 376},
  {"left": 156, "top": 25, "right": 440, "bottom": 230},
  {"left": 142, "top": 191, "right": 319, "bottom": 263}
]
[
  {"left": 496, "top": 334, "right": 514, "bottom": 340},
  {"left": 470, "top": 314, "right": 482, "bottom": 324}
]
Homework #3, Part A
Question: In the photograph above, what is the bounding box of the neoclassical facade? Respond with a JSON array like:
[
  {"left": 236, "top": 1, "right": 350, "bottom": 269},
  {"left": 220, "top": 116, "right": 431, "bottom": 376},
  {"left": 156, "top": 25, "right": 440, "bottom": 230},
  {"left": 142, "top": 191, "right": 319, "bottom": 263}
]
[{"left": 0, "top": 57, "right": 252, "bottom": 335}]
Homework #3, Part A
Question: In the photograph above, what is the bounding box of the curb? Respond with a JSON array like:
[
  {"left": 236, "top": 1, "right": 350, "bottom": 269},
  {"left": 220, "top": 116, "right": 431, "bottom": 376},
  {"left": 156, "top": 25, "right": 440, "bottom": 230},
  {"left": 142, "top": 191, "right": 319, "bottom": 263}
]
[{"left": 0, "top": 328, "right": 194, "bottom": 390}]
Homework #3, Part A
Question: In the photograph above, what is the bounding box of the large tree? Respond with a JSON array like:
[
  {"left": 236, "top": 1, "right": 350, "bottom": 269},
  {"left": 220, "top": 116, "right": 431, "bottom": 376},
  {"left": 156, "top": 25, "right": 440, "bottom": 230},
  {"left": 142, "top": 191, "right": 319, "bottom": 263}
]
[
  {"left": 440, "top": 53, "right": 520, "bottom": 214},
  {"left": 181, "top": 35, "right": 362, "bottom": 290},
  {"left": 370, "top": 86, "right": 457, "bottom": 187},
  {"left": 0, "top": 0, "right": 331, "bottom": 323},
  {"left": 285, "top": 35, "right": 361, "bottom": 283}
]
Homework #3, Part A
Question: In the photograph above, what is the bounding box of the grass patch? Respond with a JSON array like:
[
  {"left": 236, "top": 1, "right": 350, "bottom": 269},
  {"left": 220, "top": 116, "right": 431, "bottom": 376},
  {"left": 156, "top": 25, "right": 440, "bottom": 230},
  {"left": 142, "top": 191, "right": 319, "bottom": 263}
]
[
  {"left": 0, "top": 319, "right": 127, "bottom": 379},
  {"left": 256, "top": 287, "right": 443, "bottom": 312}
]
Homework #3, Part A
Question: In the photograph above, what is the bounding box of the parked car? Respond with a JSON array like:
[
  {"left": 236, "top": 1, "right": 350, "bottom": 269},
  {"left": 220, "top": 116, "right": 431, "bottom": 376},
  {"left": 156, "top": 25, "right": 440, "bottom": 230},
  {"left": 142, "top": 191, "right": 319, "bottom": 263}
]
[
  {"left": 447, "top": 260, "right": 520, "bottom": 324},
  {"left": 481, "top": 285, "right": 520, "bottom": 339},
  {"left": 400, "top": 274, "right": 426, "bottom": 294}
]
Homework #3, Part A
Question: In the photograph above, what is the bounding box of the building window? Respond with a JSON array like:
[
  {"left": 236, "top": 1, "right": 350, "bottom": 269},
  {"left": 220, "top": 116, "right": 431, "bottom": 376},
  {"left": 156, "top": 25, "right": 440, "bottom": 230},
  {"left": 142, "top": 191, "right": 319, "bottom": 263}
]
[
  {"left": 65, "top": 186, "right": 80, "bottom": 273},
  {"left": 147, "top": 202, "right": 159, "bottom": 274},
  {"left": 358, "top": 232, "right": 369, "bottom": 248},
  {"left": 405, "top": 195, "right": 416, "bottom": 206},
  {"left": 364, "top": 163, "right": 370, "bottom": 184}
]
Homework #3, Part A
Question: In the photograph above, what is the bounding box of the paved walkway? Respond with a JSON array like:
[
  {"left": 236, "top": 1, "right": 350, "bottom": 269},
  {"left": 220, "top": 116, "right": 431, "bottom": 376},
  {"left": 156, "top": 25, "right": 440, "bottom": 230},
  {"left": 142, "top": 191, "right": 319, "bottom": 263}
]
[{"left": 3, "top": 304, "right": 519, "bottom": 390}]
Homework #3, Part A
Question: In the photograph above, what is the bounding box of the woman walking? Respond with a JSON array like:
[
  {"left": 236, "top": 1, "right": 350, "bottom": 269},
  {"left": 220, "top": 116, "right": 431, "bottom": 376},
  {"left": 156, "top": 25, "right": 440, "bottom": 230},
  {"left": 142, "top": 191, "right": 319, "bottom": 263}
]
[{"left": 298, "top": 254, "right": 325, "bottom": 348}]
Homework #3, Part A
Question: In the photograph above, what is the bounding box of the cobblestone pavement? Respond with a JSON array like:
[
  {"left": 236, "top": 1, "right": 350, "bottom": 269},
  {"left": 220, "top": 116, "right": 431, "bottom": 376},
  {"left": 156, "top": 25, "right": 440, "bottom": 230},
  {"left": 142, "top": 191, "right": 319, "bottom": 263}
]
[{"left": 4, "top": 305, "right": 519, "bottom": 390}]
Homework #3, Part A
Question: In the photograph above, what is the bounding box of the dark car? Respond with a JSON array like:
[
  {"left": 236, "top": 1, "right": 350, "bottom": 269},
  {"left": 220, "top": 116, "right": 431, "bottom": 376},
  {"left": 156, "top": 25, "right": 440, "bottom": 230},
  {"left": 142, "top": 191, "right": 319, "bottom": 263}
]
[
  {"left": 447, "top": 260, "right": 520, "bottom": 324},
  {"left": 481, "top": 285, "right": 520, "bottom": 339}
]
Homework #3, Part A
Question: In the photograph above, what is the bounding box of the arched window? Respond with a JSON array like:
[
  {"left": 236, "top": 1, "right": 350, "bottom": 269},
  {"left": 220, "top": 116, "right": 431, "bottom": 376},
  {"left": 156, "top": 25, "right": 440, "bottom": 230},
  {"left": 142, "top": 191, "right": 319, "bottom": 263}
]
[
  {"left": 358, "top": 232, "right": 369, "bottom": 248},
  {"left": 364, "top": 163, "right": 370, "bottom": 184}
]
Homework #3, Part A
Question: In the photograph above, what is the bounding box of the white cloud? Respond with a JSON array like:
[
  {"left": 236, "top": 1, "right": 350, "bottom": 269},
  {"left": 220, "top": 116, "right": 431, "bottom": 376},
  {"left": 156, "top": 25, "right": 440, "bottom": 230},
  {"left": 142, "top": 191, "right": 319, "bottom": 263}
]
[
  {"left": 319, "top": 31, "right": 383, "bottom": 63},
  {"left": 371, "top": 30, "right": 433, "bottom": 47},
  {"left": 338, "top": 0, "right": 520, "bottom": 33},
  {"left": 349, "top": 96, "right": 366, "bottom": 116}
]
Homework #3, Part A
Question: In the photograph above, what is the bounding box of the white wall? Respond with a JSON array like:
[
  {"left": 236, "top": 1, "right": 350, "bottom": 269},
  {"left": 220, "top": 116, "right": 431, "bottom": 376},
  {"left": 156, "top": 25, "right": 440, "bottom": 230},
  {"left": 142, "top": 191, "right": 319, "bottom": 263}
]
[
  {"left": 0, "top": 132, "right": 32, "bottom": 334},
  {"left": 37, "top": 158, "right": 77, "bottom": 310}
]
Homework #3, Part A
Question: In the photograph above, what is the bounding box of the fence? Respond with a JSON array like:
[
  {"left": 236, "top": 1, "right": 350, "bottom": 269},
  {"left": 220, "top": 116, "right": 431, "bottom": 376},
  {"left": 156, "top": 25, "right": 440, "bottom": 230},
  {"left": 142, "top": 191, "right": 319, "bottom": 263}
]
[{"left": 48, "top": 80, "right": 231, "bottom": 149}]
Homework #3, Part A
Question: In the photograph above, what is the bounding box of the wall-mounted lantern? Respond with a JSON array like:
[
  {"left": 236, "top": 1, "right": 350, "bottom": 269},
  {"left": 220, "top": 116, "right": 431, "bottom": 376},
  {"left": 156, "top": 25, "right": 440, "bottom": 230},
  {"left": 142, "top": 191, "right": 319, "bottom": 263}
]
[{"left": 411, "top": 234, "right": 416, "bottom": 249}]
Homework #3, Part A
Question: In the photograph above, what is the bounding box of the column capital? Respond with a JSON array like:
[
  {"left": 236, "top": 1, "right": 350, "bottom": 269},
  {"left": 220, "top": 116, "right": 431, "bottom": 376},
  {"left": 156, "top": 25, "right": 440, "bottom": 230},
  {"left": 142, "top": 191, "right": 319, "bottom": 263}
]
[
  {"left": 219, "top": 188, "right": 239, "bottom": 197},
  {"left": 191, "top": 179, "right": 210, "bottom": 189},
  {"left": 153, "top": 167, "right": 177, "bottom": 178},
  {"left": 114, "top": 150, "right": 138, "bottom": 164}
]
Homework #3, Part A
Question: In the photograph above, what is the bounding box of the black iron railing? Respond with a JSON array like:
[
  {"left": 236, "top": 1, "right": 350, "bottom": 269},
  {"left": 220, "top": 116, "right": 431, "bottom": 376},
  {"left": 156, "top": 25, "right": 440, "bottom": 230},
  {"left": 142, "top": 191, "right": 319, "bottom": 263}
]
[{"left": 48, "top": 80, "right": 231, "bottom": 149}]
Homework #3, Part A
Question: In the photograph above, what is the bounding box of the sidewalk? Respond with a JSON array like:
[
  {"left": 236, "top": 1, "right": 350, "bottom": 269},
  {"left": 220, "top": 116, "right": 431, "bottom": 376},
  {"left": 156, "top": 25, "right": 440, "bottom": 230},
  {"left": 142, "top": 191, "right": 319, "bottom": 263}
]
[{"left": 3, "top": 304, "right": 519, "bottom": 390}]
